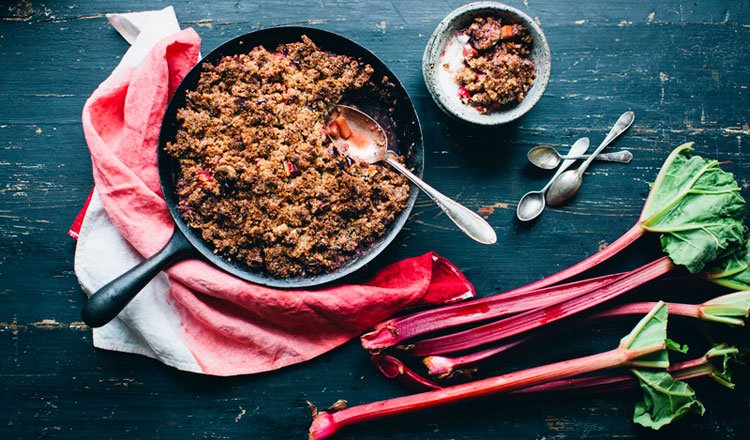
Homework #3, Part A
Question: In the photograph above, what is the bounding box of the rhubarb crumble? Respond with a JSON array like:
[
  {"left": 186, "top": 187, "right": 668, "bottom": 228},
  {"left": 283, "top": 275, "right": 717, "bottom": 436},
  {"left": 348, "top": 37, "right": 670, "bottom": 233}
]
[
  {"left": 446, "top": 16, "right": 536, "bottom": 114},
  {"left": 165, "top": 36, "right": 410, "bottom": 278}
]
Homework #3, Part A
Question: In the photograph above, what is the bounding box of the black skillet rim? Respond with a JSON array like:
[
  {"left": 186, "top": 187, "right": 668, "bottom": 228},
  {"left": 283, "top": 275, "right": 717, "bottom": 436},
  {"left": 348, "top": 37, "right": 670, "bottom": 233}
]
[{"left": 157, "top": 26, "right": 425, "bottom": 288}]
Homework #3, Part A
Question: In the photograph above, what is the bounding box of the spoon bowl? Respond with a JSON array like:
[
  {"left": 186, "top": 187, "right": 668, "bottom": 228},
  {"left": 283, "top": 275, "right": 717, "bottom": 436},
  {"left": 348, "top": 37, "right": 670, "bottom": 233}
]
[
  {"left": 516, "top": 191, "right": 547, "bottom": 221},
  {"left": 545, "top": 170, "right": 583, "bottom": 206},
  {"left": 528, "top": 146, "right": 634, "bottom": 170},
  {"left": 516, "top": 137, "right": 591, "bottom": 221},
  {"left": 527, "top": 146, "right": 563, "bottom": 170},
  {"left": 328, "top": 105, "right": 497, "bottom": 244}
]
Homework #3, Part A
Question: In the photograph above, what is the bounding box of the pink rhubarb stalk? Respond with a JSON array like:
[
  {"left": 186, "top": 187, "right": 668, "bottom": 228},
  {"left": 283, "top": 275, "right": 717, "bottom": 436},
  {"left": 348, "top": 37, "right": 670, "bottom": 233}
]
[
  {"left": 505, "top": 224, "right": 645, "bottom": 295},
  {"left": 427, "top": 345, "right": 738, "bottom": 394},
  {"left": 591, "top": 291, "right": 750, "bottom": 326},
  {"left": 309, "top": 303, "right": 669, "bottom": 440},
  {"left": 423, "top": 336, "right": 533, "bottom": 379},
  {"left": 517, "top": 345, "right": 738, "bottom": 395},
  {"left": 370, "top": 354, "right": 441, "bottom": 391},
  {"left": 591, "top": 302, "right": 700, "bottom": 320},
  {"left": 407, "top": 257, "right": 674, "bottom": 357},
  {"left": 423, "top": 292, "right": 749, "bottom": 378},
  {"left": 361, "top": 272, "right": 625, "bottom": 350},
  {"left": 310, "top": 347, "right": 659, "bottom": 439}
]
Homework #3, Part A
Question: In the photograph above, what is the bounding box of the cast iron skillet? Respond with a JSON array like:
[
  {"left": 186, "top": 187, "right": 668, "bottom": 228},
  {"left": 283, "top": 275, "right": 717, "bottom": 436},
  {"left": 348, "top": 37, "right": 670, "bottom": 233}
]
[{"left": 81, "top": 26, "right": 424, "bottom": 328}]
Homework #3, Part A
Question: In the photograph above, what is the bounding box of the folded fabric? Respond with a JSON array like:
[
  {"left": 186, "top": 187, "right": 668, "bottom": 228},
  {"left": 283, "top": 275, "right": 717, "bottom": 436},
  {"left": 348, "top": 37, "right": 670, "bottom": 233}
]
[{"left": 74, "top": 10, "right": 475, "bottom": 376}]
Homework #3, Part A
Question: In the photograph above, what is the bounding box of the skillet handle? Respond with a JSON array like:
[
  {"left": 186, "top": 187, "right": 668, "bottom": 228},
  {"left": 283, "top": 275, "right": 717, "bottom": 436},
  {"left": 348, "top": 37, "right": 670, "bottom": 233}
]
[{"left": 81, "top": 228, "right": 194, "bottom": 328}]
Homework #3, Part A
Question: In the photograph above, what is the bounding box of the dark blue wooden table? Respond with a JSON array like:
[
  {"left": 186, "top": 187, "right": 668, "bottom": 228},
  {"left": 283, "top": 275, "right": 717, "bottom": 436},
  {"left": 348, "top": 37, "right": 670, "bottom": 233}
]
[{"left": 2, "top": 0, "right": 749, "bottom": 438}]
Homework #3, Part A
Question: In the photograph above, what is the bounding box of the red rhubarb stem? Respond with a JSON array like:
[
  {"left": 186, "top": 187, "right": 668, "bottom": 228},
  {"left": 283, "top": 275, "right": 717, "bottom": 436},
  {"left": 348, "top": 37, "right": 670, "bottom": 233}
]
[
  {"left": 309, "top": 344, "right": 661, "bottom": 440},
  {"left": 423, "top": 336, "right": 533, "bottom": 379},
  {"left": 407, "top": 257, "right": 674, "bottom": 357},
  {"left": 516, "top": 352, "right": 719, "bottom": 395},
  {"left": 506, "top": 223, "right": 645, "bottom": 295},
  {"left": 371, "top": 354, "right": 442, "bottom": 391},
  {"left": 591, "top": 302, "right": 701, "bottom": 320},
  {"left": 424, "top": 300, "right": 699, "bottom": 377},
  {"left": 361, "top": 272, "right": 625, "bottom": 350}
]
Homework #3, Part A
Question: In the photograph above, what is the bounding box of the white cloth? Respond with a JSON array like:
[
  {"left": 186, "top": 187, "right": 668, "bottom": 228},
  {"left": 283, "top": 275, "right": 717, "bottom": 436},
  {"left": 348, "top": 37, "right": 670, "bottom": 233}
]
[{"left": 74, "top": 7, "right": 202, "bottom": 373}]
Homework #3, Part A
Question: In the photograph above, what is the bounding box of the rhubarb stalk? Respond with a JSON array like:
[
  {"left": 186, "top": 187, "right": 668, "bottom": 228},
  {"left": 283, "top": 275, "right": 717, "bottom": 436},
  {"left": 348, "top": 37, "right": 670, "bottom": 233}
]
[
  {"left": 407, "top": 257, "right": 674, "bottom": 357},
  {"left": 423, "top": 291, "right": 750, "bottom": 378},
  {"left": 423, "top": 336, "right": 533, "bottom": 379},
  {"left": 309, "top": 303, "right": 674, "bottom": 439},
  {"left": 507, "top": 224, "right": 645, "bottom": 295},
  {"left": 370, "top": 354, "right": 442, "bottom": 391},
  {"left": 517, "top": 344, "right": 739, "bottom": 395},
  {"left": 592, "top": 291, "right": 750, "bottom": 326},
  {"left": 361, "top": 273, "right": 624, "bottom": 350}
]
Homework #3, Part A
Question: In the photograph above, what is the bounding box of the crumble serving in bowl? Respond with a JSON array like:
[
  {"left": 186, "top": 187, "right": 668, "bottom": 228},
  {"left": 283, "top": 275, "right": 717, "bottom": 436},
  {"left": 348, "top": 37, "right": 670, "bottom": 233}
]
[
  {"left": 452, "top": 16, "right": 536, "bottom": 114},
  {"left": 422, "top": 2, "right": 551, "bottom": 126}
]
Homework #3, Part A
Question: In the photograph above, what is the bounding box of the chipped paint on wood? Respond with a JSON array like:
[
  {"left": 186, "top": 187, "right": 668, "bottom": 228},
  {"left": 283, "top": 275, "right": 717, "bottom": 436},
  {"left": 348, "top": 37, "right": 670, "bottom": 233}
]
[{"left": 477, "top": 202, "right": 511, "bottom": 219}]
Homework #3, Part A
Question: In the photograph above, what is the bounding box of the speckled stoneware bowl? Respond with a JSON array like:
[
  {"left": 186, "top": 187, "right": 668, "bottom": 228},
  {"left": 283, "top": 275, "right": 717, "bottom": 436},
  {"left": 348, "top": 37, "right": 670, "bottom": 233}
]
[{"left": 422, "top": 2, "right": 551, "bottom": 125}]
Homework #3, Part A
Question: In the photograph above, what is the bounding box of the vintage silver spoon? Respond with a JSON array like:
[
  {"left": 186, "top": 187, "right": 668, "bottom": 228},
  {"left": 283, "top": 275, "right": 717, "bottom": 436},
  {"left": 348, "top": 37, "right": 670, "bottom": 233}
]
[
  {"left": 327, "top": 105, "right": 496, "bottom": 245},
  {"left": 528, "top": 146, "right": 633, "bottom": 170},
  {"left": 547, "top": 111, "right": 635, "bottom": 207},
  {"left": 516, "top": 137, "right": 591, "bottom": 222}
]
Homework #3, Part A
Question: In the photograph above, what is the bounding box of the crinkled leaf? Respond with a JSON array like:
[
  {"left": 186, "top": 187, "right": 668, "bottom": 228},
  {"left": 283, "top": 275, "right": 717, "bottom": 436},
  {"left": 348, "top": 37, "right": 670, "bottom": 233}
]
[
  {"left": 700, "top": 291, "right": 750, "bottom": 326},
  {"left": 703, "top": 344, "right": 740, "bottom": 389},
  {"left": 620, "top": 302, "right": 669, "bottom": 368},
  {"left": 631, "top": 369, "right": 705, "bottom": 430},
  {"left": 704, "top": 241, "right": 750, "bottom": 290},
  {"left": 640, "top": 143, "right": 746, "bottom": 273}
]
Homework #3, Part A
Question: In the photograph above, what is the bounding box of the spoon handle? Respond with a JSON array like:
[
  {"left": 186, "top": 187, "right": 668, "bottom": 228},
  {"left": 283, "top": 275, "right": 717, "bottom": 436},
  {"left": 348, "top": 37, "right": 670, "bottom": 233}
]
[
  {"left": 577, "top": 111, "right": 635, "bottom": 172},
  {"left": 541, "top": 137, "right": 591, "bottom": 193},
  {"left": 594, "top": 150, "right": 633, "bottom": 163},
  {"left": 384, "top": 156, "right": 497, "bottom": 245},
  {"left": 562, "top": 150, "right": 633, "bottom": 163}
]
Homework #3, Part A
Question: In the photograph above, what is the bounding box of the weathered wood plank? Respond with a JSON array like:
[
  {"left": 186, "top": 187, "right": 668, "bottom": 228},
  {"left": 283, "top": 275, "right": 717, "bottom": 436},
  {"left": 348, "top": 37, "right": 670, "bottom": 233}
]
[{"left": 1, "top": 0, "right": 750, "bottom": 439}]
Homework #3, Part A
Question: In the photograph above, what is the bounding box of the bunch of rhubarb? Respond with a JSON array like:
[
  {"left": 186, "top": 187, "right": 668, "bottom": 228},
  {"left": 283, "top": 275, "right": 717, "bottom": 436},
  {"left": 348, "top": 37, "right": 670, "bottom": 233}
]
[
  {"left": 309, "top": 303, "right": 740, "bottom": 438},
  {"left": 306, "top": 144, "right": 749, "bottom": 438}
]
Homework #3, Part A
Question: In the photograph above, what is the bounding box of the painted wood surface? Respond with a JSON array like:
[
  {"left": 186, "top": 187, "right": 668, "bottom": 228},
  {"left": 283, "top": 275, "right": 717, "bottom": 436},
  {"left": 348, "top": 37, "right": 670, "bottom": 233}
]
[{"left": 1, "top": 0, "right": 749, "bottom": 438}]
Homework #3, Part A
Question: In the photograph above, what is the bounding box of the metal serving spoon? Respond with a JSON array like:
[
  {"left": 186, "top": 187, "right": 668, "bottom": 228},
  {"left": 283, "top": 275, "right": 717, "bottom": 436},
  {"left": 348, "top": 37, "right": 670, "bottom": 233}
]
[
  {"left": 546, "top": 111, "right": 635, "bottom": 207},
  {"left": 327, "top": 105, "right": 496, "bottom": 245},
  {"left": 528, "top": 146, "right": 633, "bottom": 170},
  {"left": 516, "top": 137, "right": 590, "bottom": 222}
]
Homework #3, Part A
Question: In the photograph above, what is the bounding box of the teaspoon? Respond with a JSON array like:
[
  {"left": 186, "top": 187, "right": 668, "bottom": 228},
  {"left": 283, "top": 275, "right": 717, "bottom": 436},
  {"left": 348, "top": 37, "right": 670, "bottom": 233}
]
[
  {"left": 546, "top": 111, "right": 635, "bottom": 207},
  {"left": 327, "top": 105, "right": 497, "bottom": 245},
  {"left": 528, "top": 146, "right": 633, "bottom": 170},
  {"left": 516, "top": 137, "right": 590, "bottom": 222}
]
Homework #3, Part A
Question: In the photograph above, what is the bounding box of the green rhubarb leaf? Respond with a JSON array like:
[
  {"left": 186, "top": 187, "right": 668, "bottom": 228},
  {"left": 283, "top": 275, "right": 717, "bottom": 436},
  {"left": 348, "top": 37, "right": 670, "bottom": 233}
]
[
  {"left": 639, "top": 143, "right": 746, "bottom": 273},
  {"left": 704, "top": 241, "right": 750, "bottom": 290},
  {"left": 700, "top": 291, "right": 750, "bottom": 326},
  {"left": 703, "top": 344, "right": 740, "bottom": 389},
  {"left": 631, "top": 369, "right": 705, "bottom": 430},
  {"left": 620, "top": 302, "right": 669, "bottom": 368}
]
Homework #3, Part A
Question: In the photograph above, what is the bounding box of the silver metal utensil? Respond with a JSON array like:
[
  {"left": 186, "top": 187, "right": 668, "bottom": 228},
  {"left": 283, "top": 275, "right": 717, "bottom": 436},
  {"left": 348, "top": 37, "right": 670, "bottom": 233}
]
[
  {"left": 546, "top": 111, "right": 635, "bottom": 207},
  {"left": 527, "top": 146, "right": 633, "bottom": 170},
  {"left": 327, "top": 105, "right": 497, "bottom": 245},
  {"left": 516, "top": 137, "right": 591, "bottom": 222}
]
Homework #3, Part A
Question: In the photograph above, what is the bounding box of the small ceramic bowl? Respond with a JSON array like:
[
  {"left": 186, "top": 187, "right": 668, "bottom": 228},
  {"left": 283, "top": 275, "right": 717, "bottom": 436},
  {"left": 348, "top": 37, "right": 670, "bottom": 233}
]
[{"left": 422, "top": 2, "right": 551, "bottom": 125}]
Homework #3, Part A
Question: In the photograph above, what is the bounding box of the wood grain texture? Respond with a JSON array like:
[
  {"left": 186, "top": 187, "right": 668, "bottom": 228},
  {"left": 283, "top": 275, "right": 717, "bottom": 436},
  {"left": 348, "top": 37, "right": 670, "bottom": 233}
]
[{"left": 1, "top": 0, "right": 749, "bottom": 438}]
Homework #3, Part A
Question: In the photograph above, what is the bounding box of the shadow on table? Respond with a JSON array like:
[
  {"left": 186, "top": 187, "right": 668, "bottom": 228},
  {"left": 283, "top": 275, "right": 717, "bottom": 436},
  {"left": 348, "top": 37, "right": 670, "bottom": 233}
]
[{"left": 430, "top": 108, "right": 522, "bottom": 175}]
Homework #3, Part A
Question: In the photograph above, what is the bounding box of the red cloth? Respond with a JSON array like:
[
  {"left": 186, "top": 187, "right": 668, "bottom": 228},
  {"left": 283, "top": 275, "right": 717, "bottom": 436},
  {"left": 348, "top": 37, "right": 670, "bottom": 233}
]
[{"left": 79, "top": 28, "right": 474, "bottom": 375}]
